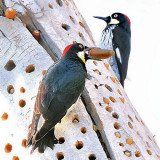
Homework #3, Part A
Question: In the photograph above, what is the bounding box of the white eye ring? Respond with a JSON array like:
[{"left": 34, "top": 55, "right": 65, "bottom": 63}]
[
  {"left": 79, "top": 44, "right": 83, "bottom": 48},
  {"left": 114, "top": 14, "right": 118, "bottom": 18}
]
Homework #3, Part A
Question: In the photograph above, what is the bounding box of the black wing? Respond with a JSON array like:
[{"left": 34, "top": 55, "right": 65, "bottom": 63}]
[{"left": 112, "top": 26, "right": 131, "bottom": 86}]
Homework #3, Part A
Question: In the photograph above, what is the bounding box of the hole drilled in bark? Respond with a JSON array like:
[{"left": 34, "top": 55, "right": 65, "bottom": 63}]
[
  {"left": 61, "top": 24, "right": 71, "bottom": 31},
  {"left": 69, "top": 16, "right": 75, "bottom": 23},
  {"left": 79, "top": 22, "right": 84, "bottom": 27},
  {"left": 109, "top": 96, "right": 116, "bottom": 103},
  {"left": 48, "top": 3, "right": 53, "bottom": 9},
  {"left": 78, "top": 32, "right": 85, "bottom": 41},
  {"left": 12, "top": 156, "right": 19, "bottom": 160},
  {"left": 19, "top": 99, "right": 26, "bottom": 108},
  {"left": 4, "top": 60, "right": 16, "bottom": 71},
  {"left": 135, "top": 151, "right": 141, "bottom": 157},
  {"left": 103, "top": 97, "right": 109, "bottom": 104},
  {"left": 56, "top": 0, "right": 63, "bottom": 6},
  {"left": 112, "top": 112, "right": 119, "bottom": 119},
  {"left": 105, "top": 106, "right": 112, "bottom": 112},
  {"left": 119, "top": 142, "right": 124, "bottom": 147},
  {"left": 104, "top": 63, "right": 109, "bottom": 69},
  {"left": 88, "top": 154, "right": 96, "bottom": 160},
  {"left": 124, "top": 150, "right": 131, "bottom": 157},
  {"left": 117, "top": 89, "right": 122, "bottom": 96},
  {"left": 42, "top": 70, "right": 47, "bottom": 75},
  {"left": 135, "top": 115, "right": 139, "bottom": 122},
  {"left": 75, "top": 140, "right": 83, "bottom": 149},
  {"left": 20, "top": 87, "right": 25, "bottom": 93},
  {"left": 147, "top": 149, "right": 152, "bottom": 155},
  {"left": 72, "top": 115, "right": 80, "bottom": 123},
  {"left": 115, "top": 132, "right": 121, "bottom": 138},
  {"left": 93, "top": 61, "right": 97, "bottom": 66},
  {"left": 110, "top": 77, "right": 116, "bottom": 83},
  {"left": 4, "top": 143, "right": 12, "bottom": 153},
  {"left": 114, "top": 122, "right": 120, "bottom": 130},
  {"left": 94, "top": 84, "right": 98, "bottom": 89},
  {"left": 105, "top": 84, "right": 112, "bottom": 92},
  {"left": 128, "top": 122, "right": 133, "bottom": 129},
  {"left": 58, "top": 137, "right": 65, "bottom": 144},
  {"left": 56, "top": 152, "right": 64, "bottom": 160},
  {"left": 7, "top": 85, "right": 14, "bottom": 94},
  {"left": 1, "top": 112, "right": 8, "bottom": 120},
  {"left": 128, "top": 115, "right": 133, "bottom": 122},
  {"left": 81, "top": 127, "right": 87, "bottom": 134},
  {"left": 126, "top": 137, "right": 133, "bottom": 145},
  {"left": 93, "top": 69, "right": 101, "bottom": 75},
  {"left": 25, "top": 64, "right": 35, "bottom": 73},
  {"left": 21, "top": 139, "right": 27, "bottom": 147},
  {"left": 119, "top": 97, "right": 125, "bottom": 103}
]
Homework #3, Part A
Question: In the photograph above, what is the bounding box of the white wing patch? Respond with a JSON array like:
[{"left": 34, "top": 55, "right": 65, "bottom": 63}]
[{"left": 115, "top": 48, "right": 122, "bottom": 64}]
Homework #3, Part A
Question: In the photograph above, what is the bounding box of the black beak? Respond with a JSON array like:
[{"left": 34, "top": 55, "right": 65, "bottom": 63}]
[
  {"left": 93, "top": 16, "right": 111, "bottom": 23},
  {"left": 84, "top": 47, "right": 101, "bottom": 61}
]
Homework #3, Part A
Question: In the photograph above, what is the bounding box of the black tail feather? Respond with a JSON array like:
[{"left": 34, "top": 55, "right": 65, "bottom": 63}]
[{"left": 27, "top": 128, "right": 58, "bottom": 153}]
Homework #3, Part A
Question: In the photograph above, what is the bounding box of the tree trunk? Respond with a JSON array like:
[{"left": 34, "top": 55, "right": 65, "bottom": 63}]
[{"left": 0, "top": 0, "right": 160, "bottom": 160}]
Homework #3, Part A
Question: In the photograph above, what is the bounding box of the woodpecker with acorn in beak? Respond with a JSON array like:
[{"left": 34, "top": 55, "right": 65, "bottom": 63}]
[
  {"left": 26, "top": 43, "right": 114, "bottom": 153},
  {"left": 94, "top": 13, "right": 131, "bottom": 87}
]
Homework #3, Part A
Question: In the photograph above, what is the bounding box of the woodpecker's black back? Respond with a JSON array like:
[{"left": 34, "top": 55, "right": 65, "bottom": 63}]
[
  {"left": 95, "top": 13, "right": 131, "bottom": 86},
  {"left": 27, "top": 43, "right": 88, "bottom": 153}
]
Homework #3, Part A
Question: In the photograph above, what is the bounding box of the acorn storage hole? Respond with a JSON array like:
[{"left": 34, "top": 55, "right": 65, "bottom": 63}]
[
  {"left": 135, "top": 115, "right": 139, "bottom": 122},
  {"left": 128, "top": 122, "right": 133, "bottom": 129},
  {"left": 75, "top": 140, "right": 84, "bottom": 150},
  {"left": 4, "top": 60, "right": 16, "bottom": 71},
  {"left": 7, "top": 85, "right": 14, "bottom": 94},
  {"left": 56, "top": 0, "right": 63, "bottom": 6},
  {"left": 78, "top": 32, "right": 85, "bottom": 41},
  {"left": 94, "top": 84, "right": 98, "bottom": 89},
  {"left": 88, "top": 154, "right": 96, "bottom": 160},
  {"left": 4, "top": 143, "right": 12, "bottom": 153},
  {"left": 105, "top": 84, "right": 113, "bottom": 92},
  {"left": 72, "top": 115, "right": 80, "bottom": 123},
  {"left": 13, "top": 156, "right": 19, "bottom": 160},
  {"left": 25, "top": 64, "right": 35, "bottom": 73},
  {"left": 20, "top": 87, "right": 25, "bottom": 93},
  {"left": 69, "top": 16, "right": 75, "bottom": 23},
  {"left": 81, "top": 127, "right": 87, "bottom": 134},
  {"left": 115, "top": 132, "right": 121, "bottom": 138},
  {"left": 79, "top": 21, "right": 84, "bottom": 27},
  {"left": 105, "top": 106, "right": 112, "bottom": 112},
  {"left": 135, "top": 151, "right": 141, "bottom": 157},
  {"left": 147, "top": 149, "right": 152, "bottom": 155},
  {"left": 21, "top": 139, "right": 27, "bottom": 147},
  {"left": 48, "top": 3, "right": 53, "bottom": 9},
  {"left": 114, "top": 122, "right": 120, "bottom": 130},
  {"left": 42, "top": 70, "right": 47, "bottom": 75},
  {"left": 1, "top": 112, "right": 8, "bottom": 120},
  {"left": 93, "top": 69, "right": 101, "bottom": 75},
  {"left": 117, "top": 89, "right": 122, "bottom": 96},
  {"left": 61, "top": 24, "right": 71, "bottom": 31},
  {"left": 112, "top": 112, "right": 119, "bottom": 119},
  {"left": 19, "top": 99, "right": 26, "bottom": 108},
  {"left": 119, "top": 142, "right": 124, "bottom": 147},
  {"left": 56, "top": 152, "right": 64, "bottom": 160},
  {"left": 109, "top": 96, "right": 116, "bottom": 103},
  {"left": 103, "top": 97, "right": 109, "bottom": 104},
  {"left": 128, "top": 115, "right": 133, "bottom": 122},
  {"left": 93, "top": 60, "right": 97, "bottom": 66},
  {"left": 58, "top": 137, "right": 65, "bottom": 144},
  {"left": 124, "top": 150, "right": 131, "bottom": 157}
]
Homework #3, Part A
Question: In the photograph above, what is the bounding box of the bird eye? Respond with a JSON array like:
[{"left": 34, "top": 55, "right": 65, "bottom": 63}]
[
  {"left": 114, "top": 14, "right": 118, "bottom": 18},
  {"left": 79, "top": 44, "right": 83, "bottom": 49}
]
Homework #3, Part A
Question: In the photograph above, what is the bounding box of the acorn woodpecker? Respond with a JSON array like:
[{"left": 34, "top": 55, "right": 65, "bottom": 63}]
[
  {"left": 26, "top": 43, "right": 106, "bottom": 153},
  {"left": 94, "top": 13, "right": 131, "bottom": 87}
]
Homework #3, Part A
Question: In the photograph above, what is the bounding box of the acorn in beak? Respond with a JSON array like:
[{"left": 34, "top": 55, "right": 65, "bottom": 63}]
[{"left": 84, "top": 47, "right": 115, "bottom": 60}]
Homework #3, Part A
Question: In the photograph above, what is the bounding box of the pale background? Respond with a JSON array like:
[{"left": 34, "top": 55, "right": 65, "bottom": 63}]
[{"left": 74, "top": 0, "right": 160, "bottom": 146}]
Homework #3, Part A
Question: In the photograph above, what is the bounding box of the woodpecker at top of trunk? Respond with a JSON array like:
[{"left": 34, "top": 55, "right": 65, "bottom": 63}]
[
  {"left": 94, "top": 12, "right": 131, "bottom": 87},
  {"left": 26, "top": 43, "right": 111, "bottom": 153}
]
